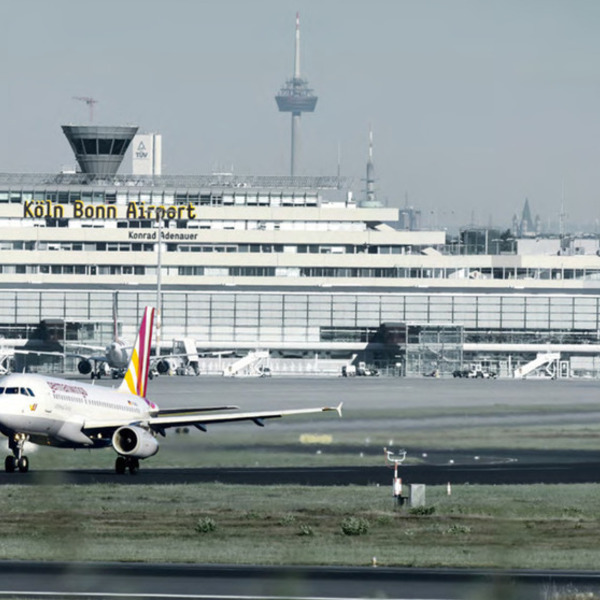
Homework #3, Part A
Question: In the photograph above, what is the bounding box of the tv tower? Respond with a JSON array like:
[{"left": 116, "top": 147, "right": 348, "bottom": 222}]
[{"left": 275, "top": 13, "right": 318, "bottom": 178}]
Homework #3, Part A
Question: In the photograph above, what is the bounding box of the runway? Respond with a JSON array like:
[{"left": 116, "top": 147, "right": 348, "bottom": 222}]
[
  {"left": 4, "top": 375, "right": 600, "bottom": 485},
  {"left": 0, "top": 561, "right": 599, "bottom": 600},
  {"left": 3, "top": 458, "right": 600, "bottom": 486}
]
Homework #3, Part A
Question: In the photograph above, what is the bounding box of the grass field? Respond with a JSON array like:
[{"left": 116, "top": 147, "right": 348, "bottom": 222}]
[{"left": 2, "top": 482, "right": 600, "bottom": 570}]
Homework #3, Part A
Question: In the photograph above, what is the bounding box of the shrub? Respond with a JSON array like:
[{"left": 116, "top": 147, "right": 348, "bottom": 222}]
[
  {"left": 195, "top": 517, "right": 216, "bottom": 534},
  {"left": 341, "top": 516, "right": 369, "bottom": 536},
  {"left": 279, "top": 513, "right": 297, "bottom": 526},
  {"left": 409, "top": 505, "right": 436, "bottom": 516},
  {"left": 297, "top": 524, "right": 314, "bottom": 536},
  {"left": 445, "top": 524, "right": 472, "bottom": 535}
]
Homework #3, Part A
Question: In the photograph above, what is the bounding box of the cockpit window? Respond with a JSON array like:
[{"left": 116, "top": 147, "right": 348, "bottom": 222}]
[
  {"left": 0, "top": 387, "right": 4, "bottom": 394},
  {"left": 26, "top": 388, "right": 34, "bottom": 397},
  {"left": 5, "top": 387, "right": 19, "bottom": 394},
  {"left": 20, "top": 388, "right": 34, "bottom": 397}
]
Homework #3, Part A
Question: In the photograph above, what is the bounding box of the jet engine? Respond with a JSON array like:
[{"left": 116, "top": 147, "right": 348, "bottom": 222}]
[
  {"left": 111, "top": 426, "right": 159, "bottom": 458},
  {"left": 156, "top": 358, "right": 176, "bottom": 374},
  {"left": 77, "top": 359, "right": 92, "bottom": 375}
]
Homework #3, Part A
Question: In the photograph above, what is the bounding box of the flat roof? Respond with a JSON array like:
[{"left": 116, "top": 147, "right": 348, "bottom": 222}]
[{"left": 0, "top": 173, "right": 347, "bottom": 190}]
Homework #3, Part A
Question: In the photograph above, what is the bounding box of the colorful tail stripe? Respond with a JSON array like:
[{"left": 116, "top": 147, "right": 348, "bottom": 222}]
[{"left": 118, "top": 306, "right": 154, "bottom": 397}]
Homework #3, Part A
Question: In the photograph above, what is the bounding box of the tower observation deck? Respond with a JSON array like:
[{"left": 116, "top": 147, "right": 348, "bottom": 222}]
[
  {"left": 62, "top": 125, "right": 138, "bottom": 176},
  {"left": 275, "top": 13, "right": 318, "bottom": 178}
]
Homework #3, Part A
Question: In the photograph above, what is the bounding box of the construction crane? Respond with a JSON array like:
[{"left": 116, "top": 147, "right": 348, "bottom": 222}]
[{"left": 73, "top": 96, "right": 98, "bottom": 123}]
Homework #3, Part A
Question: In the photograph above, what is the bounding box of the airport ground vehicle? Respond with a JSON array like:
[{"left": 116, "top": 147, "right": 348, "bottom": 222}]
[
  {"left": 342, "top": 361, "right": 379, "bottom": 377},
  {"left": 452, "top": 364, "right": 497, "bottom": 379}
]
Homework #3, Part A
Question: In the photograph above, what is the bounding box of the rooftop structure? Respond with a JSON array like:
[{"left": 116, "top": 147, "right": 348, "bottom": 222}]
[
  {"left": 62, "top": 125, "right": 138, "bottom": 176},
  {"left": 132, "top": 133, "right": 162, "bottom": 176},
  {"left": 275, "top": 13, "right": 318, "bottom": 178}
]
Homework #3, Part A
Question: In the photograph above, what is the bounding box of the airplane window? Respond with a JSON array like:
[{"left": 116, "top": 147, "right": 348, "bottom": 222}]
[
  {"left": 0, "top": 387, "right": 4, "bottom": 394},
  {"left": 20, "top": 388, "right": 29, "bottom": 396},
  {"left": 27, "top": 388, "right": 34, "bottom": 397},
  {"left": 5, "top": 387, "right": 19, "bottom": 394}
]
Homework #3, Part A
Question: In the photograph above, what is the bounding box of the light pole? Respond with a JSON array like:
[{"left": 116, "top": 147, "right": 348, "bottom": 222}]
[{"left": 156, "top": 214, "right": 163, "bottom": 359}]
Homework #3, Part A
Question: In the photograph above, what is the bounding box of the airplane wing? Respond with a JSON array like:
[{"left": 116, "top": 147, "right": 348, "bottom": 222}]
[
  {"left": 66, "top": 352, "right": 107, "bottom": 362},
  {"left": 82, "top": 403, "right": 342, "bottom": 436},
  {"left": 12, "top": 349, "right": 65, "bottom": 357},
  {"left": 149, "top": 353, "right": 194, "bottom": 365},
  {"left": 153, "top": 406, "right": 239, "bottom": 416},
  {"left": 65, "top": 343, "right": 106, "bottom": 353},
  {"left": 147, "top": 402, "right": 343, "bottom": 431}
]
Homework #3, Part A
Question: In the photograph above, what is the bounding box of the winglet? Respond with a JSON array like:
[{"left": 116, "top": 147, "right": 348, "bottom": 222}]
[
  {"left": 118, "top": 306, "right": 154, "bottom": 397},
  {"left": 324, "top": 402, "right": 343, "bottom": 417}
]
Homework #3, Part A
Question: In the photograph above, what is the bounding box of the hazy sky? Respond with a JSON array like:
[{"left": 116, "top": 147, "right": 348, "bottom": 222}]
[{"left": 1, "top": 0, "right": 600, "bottom": 230}]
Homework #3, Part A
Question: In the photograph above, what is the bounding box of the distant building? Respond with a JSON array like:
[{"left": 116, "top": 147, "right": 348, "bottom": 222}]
[
  {"left": 396, "top": 207, "right": 421, "bottom": 231},
  {"left": 513, "top": 198, "right": 541, "bottom": 237},
  {"left": 132, "top": 133, "right": 162, "bottom": 176},
  {"left": 458, "top": 227, "right": 515, "bottom": 255}
]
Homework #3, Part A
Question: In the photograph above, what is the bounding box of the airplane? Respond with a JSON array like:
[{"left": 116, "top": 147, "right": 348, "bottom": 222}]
[
  {"left": 0, "top": 306, "right": 342, "bottom": 474},
  {"left": 71, "top": 298, "right": 206, "bottom": 379},
  {"left": 69, "top": 296, "right": 134, "bottom": 379}
]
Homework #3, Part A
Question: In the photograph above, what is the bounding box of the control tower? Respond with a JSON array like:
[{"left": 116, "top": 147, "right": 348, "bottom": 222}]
[
  {"left": 275, "top": 13, "right": 318, "bottom": 178},
  {"left": 62, "top": 125, "right": 138, "bottom": 176}
]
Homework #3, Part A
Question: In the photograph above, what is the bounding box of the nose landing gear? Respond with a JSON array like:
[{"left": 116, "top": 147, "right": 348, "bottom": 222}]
[{"left": 5, "top": 434, "right": 30, "bottom": 473}]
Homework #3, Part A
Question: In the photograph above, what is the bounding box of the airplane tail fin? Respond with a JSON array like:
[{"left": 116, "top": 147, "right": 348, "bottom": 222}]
[{"left": 118, "top": 306, "right": 154, "bottom": 397}]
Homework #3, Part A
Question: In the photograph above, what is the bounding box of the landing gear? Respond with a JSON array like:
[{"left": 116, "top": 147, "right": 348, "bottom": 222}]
[
  {"left": 115, "top": 456, "right": 139, "bottom": 475},
  {"left": 5, "top": 434, "right": 29, "bottom": 473}
]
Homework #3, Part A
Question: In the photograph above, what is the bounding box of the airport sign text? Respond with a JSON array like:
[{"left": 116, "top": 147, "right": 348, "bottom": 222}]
[{"left": 23, "top": 200, "right": 197, "bottom": 221}]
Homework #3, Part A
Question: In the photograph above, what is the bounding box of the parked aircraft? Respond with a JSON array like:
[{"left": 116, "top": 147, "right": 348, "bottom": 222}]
[
  {"left": 0, "top": 307, "right": 342, "bottom": 474},
  {"left": 70, "top": 297, "right": 132, "bottom": 379},
  {"left": 71, "top": 303, "right": 199, "bottom": 379}
]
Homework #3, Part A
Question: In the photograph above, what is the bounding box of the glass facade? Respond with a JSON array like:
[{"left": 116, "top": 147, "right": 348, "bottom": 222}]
[{"left": 1, "top": 288, "right": 597, "bottom": 346}]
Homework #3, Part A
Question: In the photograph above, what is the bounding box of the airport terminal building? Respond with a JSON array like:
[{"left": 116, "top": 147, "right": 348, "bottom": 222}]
[{"left": 2, "top": 125, "right": 600, "bottom": 377}]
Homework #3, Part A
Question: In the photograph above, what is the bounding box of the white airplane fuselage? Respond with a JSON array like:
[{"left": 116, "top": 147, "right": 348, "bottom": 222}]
[
  {"left": 0, "top": 373, "right": 154, "bottom": 449},
  {"left": 105, "top": 341, "right": 128, "bottom": 369}
]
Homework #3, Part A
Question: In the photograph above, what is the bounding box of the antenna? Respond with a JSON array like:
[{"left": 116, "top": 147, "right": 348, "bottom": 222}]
[
  {"left": 559, "top": 179, "right": 566, "bottom": 239},
  {"left": 73, "top": 96, "right": 98, "bottom": 123}
]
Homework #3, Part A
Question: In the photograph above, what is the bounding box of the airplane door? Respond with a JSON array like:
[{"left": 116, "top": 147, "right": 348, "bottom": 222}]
[{"left": 43, "top": 387, "right": 55, "bottom": 414}]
